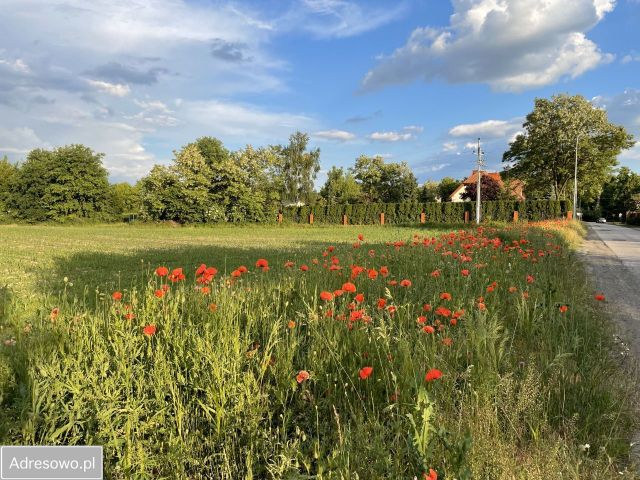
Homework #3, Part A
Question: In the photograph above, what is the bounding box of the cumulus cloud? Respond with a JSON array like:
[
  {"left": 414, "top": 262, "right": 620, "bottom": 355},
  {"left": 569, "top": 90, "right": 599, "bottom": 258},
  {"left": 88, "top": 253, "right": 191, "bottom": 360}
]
[
  {"left": 592, "top": 89, "right": 640, "bottom": 132},
  {"left": 312, "top": 129, "right": 357, "bottom": 141},
  {"left": 449, "top": 118, "right": 523, "bottom": 138},
  {"left": 368, "top": 125, "right": 423, "bottom": 142},
  {"left": 361, "top": 0, "right": 615, "bottom": 92},
  {"left": 86, "top": 79, "right": 131, "bottom": 97}
]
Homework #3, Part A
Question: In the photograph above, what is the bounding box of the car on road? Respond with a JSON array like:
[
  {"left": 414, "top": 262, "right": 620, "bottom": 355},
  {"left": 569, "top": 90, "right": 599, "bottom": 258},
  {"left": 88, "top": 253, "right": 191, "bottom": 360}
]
[{"left": 596, "top": 217, "right": 607, "bottom": 223}]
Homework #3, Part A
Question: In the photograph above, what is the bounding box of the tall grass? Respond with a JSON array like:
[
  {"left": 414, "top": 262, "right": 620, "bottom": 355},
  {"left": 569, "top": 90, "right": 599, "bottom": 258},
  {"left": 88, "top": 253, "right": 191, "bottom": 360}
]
[{"left": 0, "top": 222, "right": 637, "bottom": 479}]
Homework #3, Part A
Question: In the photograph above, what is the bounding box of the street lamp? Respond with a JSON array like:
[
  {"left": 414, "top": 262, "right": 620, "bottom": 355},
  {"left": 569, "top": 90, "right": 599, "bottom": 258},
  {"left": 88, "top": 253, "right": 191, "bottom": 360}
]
[{"left": 573, "top": 133, "right": 581, "bottom": 220}]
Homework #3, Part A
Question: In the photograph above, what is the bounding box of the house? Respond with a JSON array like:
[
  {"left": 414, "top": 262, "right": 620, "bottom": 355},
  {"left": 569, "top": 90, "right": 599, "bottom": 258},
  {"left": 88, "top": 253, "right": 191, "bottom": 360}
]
[{"left": 449, "top": 170, "right": 525, "bottom": 202}]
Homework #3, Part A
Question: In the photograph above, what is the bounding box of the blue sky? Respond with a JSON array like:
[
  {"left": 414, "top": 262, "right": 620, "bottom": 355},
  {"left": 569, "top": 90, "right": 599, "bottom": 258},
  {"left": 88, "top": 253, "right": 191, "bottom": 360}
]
[{"left": 0, "top": 0, "right": 639, "bottom": 185}]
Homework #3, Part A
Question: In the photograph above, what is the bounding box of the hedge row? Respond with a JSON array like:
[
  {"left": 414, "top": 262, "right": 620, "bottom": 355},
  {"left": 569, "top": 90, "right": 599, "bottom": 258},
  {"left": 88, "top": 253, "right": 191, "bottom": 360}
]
[
  {"left": 280, "top": 200, "right": 572, "bottom": 224},
  {"left": 627, "top": 212, "right": 640, "bottom": 226}
]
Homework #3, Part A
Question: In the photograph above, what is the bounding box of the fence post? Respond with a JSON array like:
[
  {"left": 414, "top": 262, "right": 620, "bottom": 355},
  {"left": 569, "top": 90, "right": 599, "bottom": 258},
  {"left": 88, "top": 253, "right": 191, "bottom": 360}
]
[
  {"left": 309, "top": 213, "right": 314, "bottom": 225},
  {"left": 277, "top": 213, "right": 283, "bottom": 224},
  {"left": 420, "top": 212, "right": 426, "bottom": 224},
  {"left": 464, "top": 211, "right": 469, "bottom": 224},
  {"left": 343, "top": 214, "right": 348, "bottom": 225},
  {"left": 566, "top": 210, "right": 573, "bottom": 221},
  {"left": 513, "top": 211, "right": 518, "bottom": 222},
  {"left": 380, "top": 212, "right": 385, "bottom": 225}
]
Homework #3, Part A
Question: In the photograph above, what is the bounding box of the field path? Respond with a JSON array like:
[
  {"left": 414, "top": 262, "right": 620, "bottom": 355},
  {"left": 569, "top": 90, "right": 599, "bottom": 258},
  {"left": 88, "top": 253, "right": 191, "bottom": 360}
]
[{"left": 579, "top": 223, "right": 640, "bottom": 466}]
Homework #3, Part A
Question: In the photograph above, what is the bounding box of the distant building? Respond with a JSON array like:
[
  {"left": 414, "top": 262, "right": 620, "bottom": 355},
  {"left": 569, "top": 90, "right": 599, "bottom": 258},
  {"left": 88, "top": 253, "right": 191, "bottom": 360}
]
[{"left": 449, "top": 170, "right": 525, "bottom": 202}]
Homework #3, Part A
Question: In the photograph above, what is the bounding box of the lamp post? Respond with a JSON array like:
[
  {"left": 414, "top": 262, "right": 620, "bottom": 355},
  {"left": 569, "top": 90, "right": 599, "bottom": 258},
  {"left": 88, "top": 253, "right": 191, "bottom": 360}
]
[{"left": 573, "top": 133, "right": 581, "bottom": 220}]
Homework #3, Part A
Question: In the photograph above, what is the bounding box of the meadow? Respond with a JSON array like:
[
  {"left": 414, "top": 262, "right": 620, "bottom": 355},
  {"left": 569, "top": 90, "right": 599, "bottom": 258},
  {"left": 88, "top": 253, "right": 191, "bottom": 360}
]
[{"left": 0, "top": 222, "right": 638, "bottom": 479}]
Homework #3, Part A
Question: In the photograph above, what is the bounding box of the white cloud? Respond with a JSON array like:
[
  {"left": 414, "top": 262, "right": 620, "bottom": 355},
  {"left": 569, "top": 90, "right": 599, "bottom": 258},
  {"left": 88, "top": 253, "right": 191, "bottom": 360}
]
[
  {"left": 312, "top": 129, "right": 356, "bottom": 141},
  {"left": 402, "top": 125, "right": 424, "bottom": 134},
  {"left": 0, "top": 56, "right": 30, "bottom": 74},
  {"left": 369, "top": 131, "right": 413, "bottom": 142},
  {"left": 361, "top": 0, "right": 615, "bottom": 92},
  {"left": 592, "top": 89, "right": 640, "bottom": 132},
  {"left": 449, "top": 118, "right": 523, "bottom": 138},
  {"left": 414, "top": 162, "right": 451, "bottom": 174},
  {"left": 87, "top": 79, "right": 131, "bottom": 97},
  {"left": 0, "top": 126, "right": 49, "bottom": 154},
  {"left": 442, "top": 142, "right": 458, "bottom": 152}
]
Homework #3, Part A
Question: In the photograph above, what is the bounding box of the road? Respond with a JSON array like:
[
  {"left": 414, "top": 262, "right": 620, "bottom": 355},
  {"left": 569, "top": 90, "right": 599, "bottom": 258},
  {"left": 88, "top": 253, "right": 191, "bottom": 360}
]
[{"left": 580, "top": 222, "right": 640, "bottom": 467}]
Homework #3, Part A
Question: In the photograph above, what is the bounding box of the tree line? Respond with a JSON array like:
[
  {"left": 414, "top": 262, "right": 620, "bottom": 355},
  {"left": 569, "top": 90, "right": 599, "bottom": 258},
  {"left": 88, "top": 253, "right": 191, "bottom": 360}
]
[{"left": 0, "top": 94, "right": 636, "bottom": 223}]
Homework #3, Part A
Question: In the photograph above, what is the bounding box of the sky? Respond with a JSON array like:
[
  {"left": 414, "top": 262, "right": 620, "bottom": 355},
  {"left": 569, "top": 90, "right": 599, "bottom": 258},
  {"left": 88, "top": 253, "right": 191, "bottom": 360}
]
[{"left": 0, "top": 0, "right": 639, "bottom": 186}]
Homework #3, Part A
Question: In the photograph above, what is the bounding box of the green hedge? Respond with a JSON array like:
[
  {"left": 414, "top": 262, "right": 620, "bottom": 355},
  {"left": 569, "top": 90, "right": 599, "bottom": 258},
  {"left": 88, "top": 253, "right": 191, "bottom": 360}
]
[{"left": 279, "top": 200, "right": 572, "bottom": 225}]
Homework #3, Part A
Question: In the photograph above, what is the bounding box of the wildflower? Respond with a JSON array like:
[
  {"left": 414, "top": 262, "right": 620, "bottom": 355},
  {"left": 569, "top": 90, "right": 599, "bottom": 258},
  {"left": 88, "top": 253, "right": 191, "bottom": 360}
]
[
  {"left": 461, "top": 269, "right": 470, "bottom": 277},
  {"left": 526, "top": 274, "right": 535, "bottom": 284},
  {"left": 342, "top": 282, "right": 357, "bottom": 293},
  {"left": 284, "top": 261, "right": 294, "bottom": 268},
  {"left": 359, "top": 366, "right": 373, "bottom": 380},
  {"left": 238, "top": 266, "right": 248, "bottom": 274},
  {"left": 300, "top": 265, "right": 309, "bottom": 272},
  {"left": 320, "top": 291, "right": 333, "bottom": 301},
  {"left": 143, "top": 324, "right": 156, "bottom": 336},
  {"left": 112, "top": 291, "right": 122, "bottom": 301},
  {"left": 296, "top": 370, "right": 310, "bottom": 383},
  {"left": 50, "top": 307, "right": 59, "bottom": 321},
  {"left": 430, "top": 269, "right": 441, "bottom": 278},
  {"left": 209, "top": 303, "right": 217, "bottom": 312},
  {"left": 231, "top": 269, "right": 241, "bottom": 278},
  {"left": 594, "top": 294, "right": 605, "bottom": 301},
  {"left": 355, "top": 293, "right": 365, "bottom": 303},
  {"left": 154, "top": 289, "right": 165, "bottom": 298},
  {"left": 196, "top": 264, "right": 207, "bottom": 276},
  {"left": 423, "top": 469, "right": 438, "bottom": 480},
  {"left": 358, "top": 234, "right": 364, "bottom": 241},
  {"left": 201, "top": 286, "right": 210, "bottom": 295},
  {"left": 367, "top": 269, "right": 378, "bottom": 280},
  {"left": 435, "top": 306, "right": 451, "bottom": 317},
  {"left": 423, "top": 325, "right": 435, "bottom": 334},
  {"left": 287, "top": 320, "right": 296, "bottom": 329},
  {"left": 155, "top": 266, "right": 169, "bottom": 277},
  {"left": 425, "top": 369, "right": 443, "bottom": 382},
  {"left": 442, "top": 337, "right": 453, "bottom": 347},
  {"left": 439, "top": 292, "right": 451, "bottom": 301},
  {"left": 559, "top": 305, "right": 568, "bottom": 313},
  {"left": 377, "top": 298, "right": 387, "bottom": 309},
  {"left": 387, "top": 305, "right": 397, "bottom": 314},
  {"left": 417, "top": 316, "right": 427, "bottom": 325},
  {"left": 333, "top": 289, "right": 344, "bottom": 297},
  {"left": 380, "top": 266, "right": 389, "bottom": 277},
  {"left": 423, "top": 304, "right": 432, "bottom": 312},
  {"left": 400, "top": 279, "right": 412, "bottom": 288},
  {"left": 124, "top": 312, "right": 136, "bottom": 321},
  {"left": 388, "top": 280, "right": 398, "bottom": 286},
  {"left": 508, "top": 286, "right": 517, "bottom": 293},
  {"left": 255, "top": 259, "right": 269, "bottom": 268}
]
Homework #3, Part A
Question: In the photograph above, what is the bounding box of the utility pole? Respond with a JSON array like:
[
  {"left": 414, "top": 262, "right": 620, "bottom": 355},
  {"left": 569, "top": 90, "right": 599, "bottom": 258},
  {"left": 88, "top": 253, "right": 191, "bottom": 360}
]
[{"left": 473, "top": 138, "right": 485, "bottom": 224}]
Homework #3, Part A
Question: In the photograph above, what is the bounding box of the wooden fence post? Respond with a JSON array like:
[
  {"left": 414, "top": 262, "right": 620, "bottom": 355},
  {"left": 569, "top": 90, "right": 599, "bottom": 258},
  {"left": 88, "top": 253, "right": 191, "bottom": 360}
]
[
  {"left": 277, "top": 213, "right": 283, "bottom": 224},
  {"left": 309, "top": 213, "right": 314, "bottom": 225},
  {"left": 513, "top": 211, "right": 518, "bottom": 222},
  {"left": 464, "top": 211, "right": 469, "bottom": 224},
  {"left": 380, "top": 212, "right": 385, "bottom": 225},
  {"left": 420, "top": 212, "right": 426, "bottom": 224},
  {"left": 342, "top": 214, "right": 348, "bottom": 225}
]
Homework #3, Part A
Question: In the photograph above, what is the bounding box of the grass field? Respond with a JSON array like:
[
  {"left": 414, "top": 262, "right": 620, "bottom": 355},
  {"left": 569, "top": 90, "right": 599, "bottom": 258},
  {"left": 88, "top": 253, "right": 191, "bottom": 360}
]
[{"left": 0, "top": 222, "right": 638, "bottom": 479}]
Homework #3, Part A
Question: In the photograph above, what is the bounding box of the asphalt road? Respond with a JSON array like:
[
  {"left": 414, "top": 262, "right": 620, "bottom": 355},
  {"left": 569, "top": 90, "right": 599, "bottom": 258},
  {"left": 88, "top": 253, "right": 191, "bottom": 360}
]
[
  {"left": 580, "top": 222, "right": 640, "bottom": 466},
  {"left": 581, "top": 223, "right": 640, "bottom": 357}
]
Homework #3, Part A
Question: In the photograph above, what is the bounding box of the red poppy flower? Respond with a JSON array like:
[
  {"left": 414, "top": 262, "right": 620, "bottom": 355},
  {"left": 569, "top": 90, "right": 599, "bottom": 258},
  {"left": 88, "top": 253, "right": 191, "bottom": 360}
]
[
  {"left": 201, "top": 287, "right": 210, "bottom": 295},
  {"left": 143, "top": 324, "right": 156, "bottom": 336},
  {"left": 296, "top": 370, "right": 310, "bottom": 383},
  {"left": 526, "top": 274, "right": 535, "bottom": 284},
  {"left": 196, "top": 264, "right": 207, "bottom": 276},
  {"left": 367, "top": 269, "right": 378, "bottom": 280},
  {"left": 333, "top": 289, "right": 344, "bottom": 297},
  {"left": 358, "top": 234, "right": 364, "bottom": 241},
  {"left": 424, "top": 469, "right": 438, "bottom": 480},
  {"left": 425, "top": 369, "right": 442, "bottom": 382},
  {"left": 255, "top": 259, "right": 268, "bottom": 268},
  {"left": 320, "top": 291, "right": 333, "bottom": 301},
  {"left": 439, "top": 292, "right": 451, "bottom": 301},
  {"left": 461, "top": 269, "right": 470, "bottom": 277},
  {"left": 354, "top": 293, "right": 364, "bottom": 303},
  {"left": 435, "top": 306, "right": 451, "bottom": 317},
  {"left": 287, "top": 320, "right": 296, "bottom": 329},
  {"left": 508, "top": 286, "right": 517, "bottom": 293},
  {"left": 388, "top": 280, "right": 398, "bottom": 286},
  {"left": 124, "top": 312, "right": 136, "bottom": 320},
  {"left": 423, "top": 325, "right": 435, "bottom": 334},
  {"left": 231, "top": 269, "right": 241, "bottom": 278},
  {"left": 559, "top": 305, "right": 568, "bottom": 313},
  {"left": 423, "top": 304, "right": 432, "bottom": 312},
  {"left": 112, "top": 291, "right": 122, "bottom": 301},
  {"left": 155, "top": 266, "right": 169, "bottom": 277},
  {"left": 430, "top": 269, "right": 441, "bottom": 278},
  {"left": 238, "top": 266, "right": 248, "bottom": 273},
  {"left": 50, "top": 307, "right": 59, "bottom": 321},
  {"left": 400, "top": 279, "right": 412, "bottom": 288},
  {"left": 359, "top": 366, "right": 373, "bottom": 380},
  {"left": 377, "top": 298, "right": 386, "bottom": 309},
  {"left": 342, "top": 282, "right": 357, "bottom": 293},
  {"left": 300, "top": 265, "right": 309, "bottom": 272},
  {"left": 154, "top": 289, "right": 165, "bottom": 298},
  {"left": 380, "top": 266, "right": 389, "bottom": 277},
  {"left": 284, "top": 261, "right": 294, "bottom": 268},
  {"left": 417, "top": 315, "right": 427, "bottom": 325},
  {"left": 442, "top": 337, "right": 453, "bottom": 346},
  {"left": 209, "top": 303, "right": 217, "bottom": 312},
  {"left": 594, "top": 294, "right": 605, "bottom": 301}
]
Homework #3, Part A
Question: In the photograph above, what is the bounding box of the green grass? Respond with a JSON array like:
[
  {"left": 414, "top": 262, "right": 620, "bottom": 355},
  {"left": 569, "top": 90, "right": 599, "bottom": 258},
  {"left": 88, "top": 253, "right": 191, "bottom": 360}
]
[{"left": 0, "top": 222, "right": 638, "bottom": 479}]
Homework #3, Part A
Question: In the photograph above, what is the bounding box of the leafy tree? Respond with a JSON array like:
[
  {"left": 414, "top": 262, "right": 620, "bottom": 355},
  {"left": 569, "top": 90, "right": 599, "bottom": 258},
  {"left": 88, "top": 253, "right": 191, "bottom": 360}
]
[
  {"left": 109, "top": 183, "right": 141, "bottom": 217},
  {"left": 599, "top": 167, "right": 640, "bottom": 216},
  {"left": 320, "top": 167, "right": 362, "bottom": 204},
  {"left": 460, "top": 175, "right": 502, "bottom": 201},
  {"left": 437, "top": 177, "right": 460, "bottom": 202},
  {"left": 0, "top": 156, "right": 18, "bottom": 216},
  {"left": 503, "top": 94, "right": 634, "bottom": 201},
  {"left": 351, "top": 155, "right": 418, "bottom": 203},
  {"left": 277, "top": 132, "right": 320, "bottom": 205},
  {"left": 10, "top": 145, "right": 110, "bottom": 221},
  {"left": 419, "top": 180, "right": 439, "bottom": 202}
]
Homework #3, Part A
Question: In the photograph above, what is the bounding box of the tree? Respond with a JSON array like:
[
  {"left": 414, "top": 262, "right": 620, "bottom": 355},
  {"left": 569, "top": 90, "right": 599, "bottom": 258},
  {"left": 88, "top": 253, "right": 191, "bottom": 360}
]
[
  {"left": 437, "top": 177, "right": 460, "bottom": 202},
  {"left": 460, "top": 175, "right": 502, "bottom": 201},
  {"left": 10, "top": 145, "right": 110, "bottom": 221},
  {"left": 320, "top": 167, "right": 362, "bottom": 204},
  {"left": 503, "top": 94, "right": 634, "bottom": 201},
  {"left": 599, "top": 167, "right": 640, "bottom": 216},
  {"left": 351, "top": 155, "right": 418, "bottom": 203},
  {"left": 0, "top": 156, "right": 18, "bottom": 216},
  {"left": 277, "top": 132, "right": 320, "bottom": 205},
  {"left": 419, "top": 180, "right": 439, "bottom": 202},
  {"left": 109, "top": 183, "right": 141, "bottom": 218}
]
